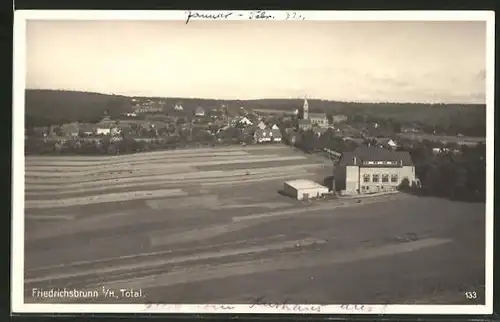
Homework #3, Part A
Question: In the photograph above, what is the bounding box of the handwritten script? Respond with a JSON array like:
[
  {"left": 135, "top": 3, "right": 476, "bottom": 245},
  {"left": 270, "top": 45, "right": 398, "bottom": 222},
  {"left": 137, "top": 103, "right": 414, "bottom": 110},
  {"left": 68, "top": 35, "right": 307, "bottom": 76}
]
[
  {"left": 249, "top": 296, "right": 322, "bottom": 313},
  {"left": 142, "top": 301, "right": 387, "bottom": 314},
  {"left": 185, "top": 11, "right": 306, "bottom": 24}
]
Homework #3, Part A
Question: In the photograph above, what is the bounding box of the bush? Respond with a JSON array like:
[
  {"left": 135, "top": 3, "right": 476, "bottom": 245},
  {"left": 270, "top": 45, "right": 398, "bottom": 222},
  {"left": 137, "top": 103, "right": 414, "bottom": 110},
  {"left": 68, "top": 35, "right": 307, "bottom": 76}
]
[{"left": 398, "top": 178, "right": 410, "bottom": 191}]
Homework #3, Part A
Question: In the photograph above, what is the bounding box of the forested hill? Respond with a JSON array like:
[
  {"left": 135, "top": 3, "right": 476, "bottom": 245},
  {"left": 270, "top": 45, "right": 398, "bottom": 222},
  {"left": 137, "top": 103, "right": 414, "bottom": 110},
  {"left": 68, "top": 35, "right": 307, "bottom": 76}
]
[
  {"left": 25, "top": 90, "right": 486, "bottom": 136},
  {"left": 25, "top": 90, "right": 134, "bottom": 127}
]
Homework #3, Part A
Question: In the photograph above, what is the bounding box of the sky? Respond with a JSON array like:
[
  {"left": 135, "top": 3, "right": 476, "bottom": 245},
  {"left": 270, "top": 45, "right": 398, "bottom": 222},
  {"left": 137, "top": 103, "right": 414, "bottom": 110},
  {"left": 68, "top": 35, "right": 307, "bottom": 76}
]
[{"left": 26, "top": 19, "right": 487, "bottom": 104}]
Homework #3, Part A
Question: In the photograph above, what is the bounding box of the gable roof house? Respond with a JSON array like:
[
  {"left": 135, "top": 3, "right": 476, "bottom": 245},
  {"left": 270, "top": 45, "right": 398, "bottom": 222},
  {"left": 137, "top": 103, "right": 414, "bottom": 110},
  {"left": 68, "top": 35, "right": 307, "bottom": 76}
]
[
  {"left": 271, "top": 129, "right": 283, "bottom": 142},
  {"left": 254, "top": 128, "right": 272, "bottom": 143},
  {"left": 238, "top": 116, "right": 253, "bottom": 126},
  {"left": 334, "top": 147, "right": 416, "bottom": 195}
]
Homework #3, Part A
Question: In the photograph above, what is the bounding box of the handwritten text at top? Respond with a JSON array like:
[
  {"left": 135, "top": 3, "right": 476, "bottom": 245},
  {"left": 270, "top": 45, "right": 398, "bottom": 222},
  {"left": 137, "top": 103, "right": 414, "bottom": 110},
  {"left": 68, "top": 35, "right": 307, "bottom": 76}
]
[{"left": 185, "top": 11, "right": 306, "bottom": 24}]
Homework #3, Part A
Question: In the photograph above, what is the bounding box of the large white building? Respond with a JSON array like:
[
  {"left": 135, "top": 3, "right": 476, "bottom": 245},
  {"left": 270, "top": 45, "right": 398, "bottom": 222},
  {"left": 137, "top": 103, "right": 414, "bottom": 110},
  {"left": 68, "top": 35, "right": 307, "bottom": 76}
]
[
  {"left": 334, "top": 147, "right": 416, "bottom": 195},
  {"left": 283, "top": 179, "right": 330, "bottom": 200}
]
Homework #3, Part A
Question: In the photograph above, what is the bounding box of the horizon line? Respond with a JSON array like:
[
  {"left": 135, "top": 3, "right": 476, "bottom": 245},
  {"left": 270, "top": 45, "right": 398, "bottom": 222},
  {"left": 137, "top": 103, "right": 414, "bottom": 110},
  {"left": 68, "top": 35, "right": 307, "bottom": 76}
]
[{"left": 25, "top": 88, "right": 486, "bottom": 106}]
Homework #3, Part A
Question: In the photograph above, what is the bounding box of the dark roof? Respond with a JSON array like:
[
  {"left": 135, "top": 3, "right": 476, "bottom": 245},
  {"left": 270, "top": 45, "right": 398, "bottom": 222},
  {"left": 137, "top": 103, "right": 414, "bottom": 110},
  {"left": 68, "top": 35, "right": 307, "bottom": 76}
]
[
  {"left": 338, "top": 146, "right": 413, "bottom": 167},
  {"left": 298, "top": 119, "right": 311, "bottom": 125}
]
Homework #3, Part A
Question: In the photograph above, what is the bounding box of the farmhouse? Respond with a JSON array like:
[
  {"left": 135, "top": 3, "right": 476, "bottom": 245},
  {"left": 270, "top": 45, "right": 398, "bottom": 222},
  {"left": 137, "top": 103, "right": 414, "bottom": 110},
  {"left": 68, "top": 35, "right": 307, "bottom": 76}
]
[
  {"left": 334, "top": 147, "right": 416, "bottom": 195},
  {"left": 283, "top": 179, "right": 330, "bottom": 200}
]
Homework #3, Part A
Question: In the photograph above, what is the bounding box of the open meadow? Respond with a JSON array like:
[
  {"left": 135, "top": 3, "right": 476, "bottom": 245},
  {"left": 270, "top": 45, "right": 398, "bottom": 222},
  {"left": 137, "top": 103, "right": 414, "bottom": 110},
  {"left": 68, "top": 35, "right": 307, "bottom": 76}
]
[{"left": 23, "top": 145, "right": 486, "bottom": 305}]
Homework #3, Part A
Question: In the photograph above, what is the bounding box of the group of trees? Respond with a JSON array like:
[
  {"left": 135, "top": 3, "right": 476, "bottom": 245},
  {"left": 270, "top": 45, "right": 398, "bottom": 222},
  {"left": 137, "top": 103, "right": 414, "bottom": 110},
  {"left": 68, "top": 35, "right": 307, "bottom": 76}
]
[
  {"left": 25, "top": 90, "right": 133, "bottom": 127},
  {"left": 291, "top": 129, "right": 360, "bottom": 154},
  {"left": 399, "top": 142, "right": 486, "bottom": 202},
  {"left": 25, "top": 125, "right": 257, "bottom": 156}
]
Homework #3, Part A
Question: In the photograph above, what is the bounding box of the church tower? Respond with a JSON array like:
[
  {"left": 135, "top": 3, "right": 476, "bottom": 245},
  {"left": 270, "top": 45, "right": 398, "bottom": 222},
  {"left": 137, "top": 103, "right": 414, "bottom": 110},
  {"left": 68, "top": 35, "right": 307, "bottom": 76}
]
[{"left": 302, "top": 96, "right": 309, "bottom": 120}]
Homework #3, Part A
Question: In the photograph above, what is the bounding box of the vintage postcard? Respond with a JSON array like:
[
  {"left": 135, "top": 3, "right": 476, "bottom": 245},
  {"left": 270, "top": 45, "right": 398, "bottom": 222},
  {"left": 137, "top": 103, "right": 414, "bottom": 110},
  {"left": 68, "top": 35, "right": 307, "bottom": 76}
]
[{"left": 12, "top": 10, "right": 494, "bottom": 315}]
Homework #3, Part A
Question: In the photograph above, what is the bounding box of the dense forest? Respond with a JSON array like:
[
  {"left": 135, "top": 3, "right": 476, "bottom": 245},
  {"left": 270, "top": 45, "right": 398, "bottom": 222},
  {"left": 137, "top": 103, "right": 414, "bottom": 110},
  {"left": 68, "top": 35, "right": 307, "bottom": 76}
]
[
  {"left": 25, "top": 89, "right": 487, "bottom": 137},
  {"left": 400, "top": 142, "right": 486, "bottom": 203}
]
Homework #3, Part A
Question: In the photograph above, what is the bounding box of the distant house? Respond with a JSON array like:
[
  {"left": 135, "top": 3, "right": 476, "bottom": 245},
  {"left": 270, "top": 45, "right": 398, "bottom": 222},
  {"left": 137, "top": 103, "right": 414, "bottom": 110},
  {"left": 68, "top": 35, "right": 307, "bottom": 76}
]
[
  {"left": 271, "top": 129, "right": 283, "bottom": 142},
  {"left": 238, "top": 117, "right": 253, "bottom": 126},
  {"left": 195, "top": 106, "right": 206, "bottom": 116},
  {"left": 309, "top": 114, "right": 329, "bottom": 128},
  {"left": 254, "top": 128, "right": 272, "bottom": 143},
  {"left": 376, "top": 138, "right": 398, "bottom": 149},
  {"left": 271, "top": 124, "right": 279, "bottom": 130},
  {"left": 96, "top": 128, "right": 111, "bottom": 136},
  {"left": 110, "top": 127, "right": 121, "bottom": 136},
  {"left": 125, "top": 112, "right": 137, "bottom": 117},
  {"left": 432, "top": 147, "right": 461, "bottom": 155},
  {"left": 174, "top": 104, "right": 184, "bottom": 111},
  {"left": 298, "top": 119, "right": 312, "bottom": 131}
]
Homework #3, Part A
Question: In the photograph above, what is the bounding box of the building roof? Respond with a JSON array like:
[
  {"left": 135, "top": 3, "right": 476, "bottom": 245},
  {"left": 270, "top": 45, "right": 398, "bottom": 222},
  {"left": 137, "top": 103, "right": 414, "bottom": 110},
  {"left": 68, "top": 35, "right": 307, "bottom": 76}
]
[
  {"left": 257, "top": 121, "right": 267, "bottom": 129},
  {"left": 285, "top": 179, "right": 327, "bottom": 190},
  {"left": 338, "top": 146, "right": 414, "bottom": 167},
  {"left": 309, "top": 114, "right": 327, "bottom": 120},
  {"left": 298, "top": 119, "right": 312, "bottom": 125}
]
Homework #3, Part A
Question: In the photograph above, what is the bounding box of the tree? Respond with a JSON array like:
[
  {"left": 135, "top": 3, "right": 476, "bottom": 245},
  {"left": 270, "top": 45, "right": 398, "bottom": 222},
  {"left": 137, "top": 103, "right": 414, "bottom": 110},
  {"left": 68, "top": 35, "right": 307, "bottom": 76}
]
[{"left": 398, "top": 178, "right": 410, "bottom": 191}]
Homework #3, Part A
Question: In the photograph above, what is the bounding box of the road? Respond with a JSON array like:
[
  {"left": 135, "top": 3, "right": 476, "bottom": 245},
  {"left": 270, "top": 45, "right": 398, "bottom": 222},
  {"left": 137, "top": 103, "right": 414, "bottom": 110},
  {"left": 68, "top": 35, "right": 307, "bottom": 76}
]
[{"left": 24, "top": 192, "right": 486, "bottom": 305}]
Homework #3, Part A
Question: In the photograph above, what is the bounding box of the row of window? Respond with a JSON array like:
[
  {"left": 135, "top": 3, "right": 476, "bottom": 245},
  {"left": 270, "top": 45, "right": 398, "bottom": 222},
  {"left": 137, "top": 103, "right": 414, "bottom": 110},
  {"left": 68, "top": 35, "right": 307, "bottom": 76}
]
[
  {"left": 361, "top": 185, "right": 396, "bottom": 191},
  {"left": 363, "top": 161, "right": 398, "bottom": 165},
  {"left": 363, "top": 174, "right": 398, "bottom": 183}
]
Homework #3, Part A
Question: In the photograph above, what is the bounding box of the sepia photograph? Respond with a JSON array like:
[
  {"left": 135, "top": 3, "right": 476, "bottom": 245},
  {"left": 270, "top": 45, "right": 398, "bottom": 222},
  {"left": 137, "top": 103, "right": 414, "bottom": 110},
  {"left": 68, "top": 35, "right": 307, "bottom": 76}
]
[{"left": 12, "top": 10, "right": 494, "bottom": 315}]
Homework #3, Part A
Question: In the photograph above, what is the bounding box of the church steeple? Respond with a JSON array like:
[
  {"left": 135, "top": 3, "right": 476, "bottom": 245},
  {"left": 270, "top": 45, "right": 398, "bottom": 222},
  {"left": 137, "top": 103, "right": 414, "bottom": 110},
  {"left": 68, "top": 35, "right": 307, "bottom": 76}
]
[{"left": 302, "top": 96, "right": 309, "bottom": 120}]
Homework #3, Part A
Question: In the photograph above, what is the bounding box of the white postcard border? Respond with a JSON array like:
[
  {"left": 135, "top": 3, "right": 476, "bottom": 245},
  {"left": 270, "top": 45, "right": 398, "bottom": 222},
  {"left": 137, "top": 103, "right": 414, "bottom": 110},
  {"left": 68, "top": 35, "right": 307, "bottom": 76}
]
[{"left": 12, "top": 10, "right": 495, "bottom": 315}]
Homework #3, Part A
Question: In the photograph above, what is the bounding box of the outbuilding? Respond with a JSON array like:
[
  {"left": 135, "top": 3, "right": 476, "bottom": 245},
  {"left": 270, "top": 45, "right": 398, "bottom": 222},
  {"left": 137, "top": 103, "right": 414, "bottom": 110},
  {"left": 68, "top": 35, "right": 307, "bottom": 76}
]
[{"left": 283, "top": 179, "right": 330, "bottom": 201}]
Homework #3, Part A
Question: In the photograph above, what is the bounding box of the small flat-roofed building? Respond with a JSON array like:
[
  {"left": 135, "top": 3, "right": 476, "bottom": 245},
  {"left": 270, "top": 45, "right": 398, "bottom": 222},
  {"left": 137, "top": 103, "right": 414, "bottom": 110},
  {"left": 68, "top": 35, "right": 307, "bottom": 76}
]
[{"left": 283, "top": 179, "right": 330, "bottom": 200}]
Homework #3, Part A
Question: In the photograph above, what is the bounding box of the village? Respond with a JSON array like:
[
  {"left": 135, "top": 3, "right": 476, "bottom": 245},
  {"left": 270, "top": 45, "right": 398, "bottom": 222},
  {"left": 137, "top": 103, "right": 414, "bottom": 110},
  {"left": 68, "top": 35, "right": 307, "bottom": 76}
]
[{"left": 25, "top": 96, "right": 485, "bottom": 159}]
